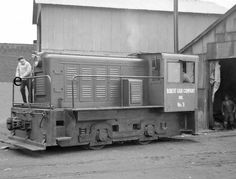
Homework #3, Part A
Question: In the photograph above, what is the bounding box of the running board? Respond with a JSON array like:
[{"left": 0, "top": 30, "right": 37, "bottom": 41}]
[{"left": 1, "top": 136, "right": 46, "bottom": 151}]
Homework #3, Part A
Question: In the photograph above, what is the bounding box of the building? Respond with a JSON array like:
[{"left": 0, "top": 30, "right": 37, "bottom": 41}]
[
  {"left": 180, "top": 5, "right": 236, "bottom": 130},
  {"left": 33, "top": 0, "right": 225, "bottom": 55},
  {"left": 0, "top": 43, "right": 35, "bottom": 82}
]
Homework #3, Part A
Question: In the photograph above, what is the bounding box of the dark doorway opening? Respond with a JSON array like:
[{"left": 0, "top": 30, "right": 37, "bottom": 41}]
[{"left": 213, "top": 59, "right": 236, "bottom": 123}]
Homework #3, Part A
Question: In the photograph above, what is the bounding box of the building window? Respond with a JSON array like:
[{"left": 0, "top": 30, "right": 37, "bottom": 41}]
[{"left": 152, "top": 58, "right": 160, "bottom": 81}]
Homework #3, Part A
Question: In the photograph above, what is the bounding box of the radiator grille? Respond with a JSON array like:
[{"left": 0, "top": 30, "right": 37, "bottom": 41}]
[
  {"left": 123, "top": 79, "right": 143, "bottom": 106},
  {"left": 130, "top": 81, "right": 143, "bottom": 104}
]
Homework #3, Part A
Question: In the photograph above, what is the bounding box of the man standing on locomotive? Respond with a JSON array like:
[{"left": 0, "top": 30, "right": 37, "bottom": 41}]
[{"left": 15, "top": 56, "right": 32, "bottom": 103}]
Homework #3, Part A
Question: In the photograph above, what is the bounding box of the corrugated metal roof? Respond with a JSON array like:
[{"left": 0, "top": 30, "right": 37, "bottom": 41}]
[
  {"left": 34, "top": 0, "right": 227, "bottom": 14},
  {"left": 180, "top": 4, "right": 236, "bottom": 53}
]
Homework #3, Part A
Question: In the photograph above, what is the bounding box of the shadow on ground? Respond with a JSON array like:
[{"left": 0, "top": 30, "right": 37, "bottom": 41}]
[{"left": 4, "top": 136, "right": 198, "bottom": 158}]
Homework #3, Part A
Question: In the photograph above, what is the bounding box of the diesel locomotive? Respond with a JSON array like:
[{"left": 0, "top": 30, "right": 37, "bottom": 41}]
[{"left": 5, "top": 52, "right": 198, "bottom": 150}]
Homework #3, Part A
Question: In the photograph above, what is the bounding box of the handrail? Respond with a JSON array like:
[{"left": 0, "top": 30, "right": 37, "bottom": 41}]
[
  {"left": 71, "top": 74, "right": 164, "bottom": 108},
  {"left": 12, "top": 75, "right": 52, "bottom": 108}
]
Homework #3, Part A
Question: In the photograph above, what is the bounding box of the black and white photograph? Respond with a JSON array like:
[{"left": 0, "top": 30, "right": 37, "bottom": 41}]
[{"left": 0, "top": 0, "right": 236, "bottom": 178}]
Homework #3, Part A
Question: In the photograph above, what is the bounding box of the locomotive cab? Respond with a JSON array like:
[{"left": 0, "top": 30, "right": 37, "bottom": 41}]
[
  {"left": 163, "top": 53, "right": 197, "bottom": 112},
  {"left": 138, "top": 53, "right": 198, "bottom": 112}
]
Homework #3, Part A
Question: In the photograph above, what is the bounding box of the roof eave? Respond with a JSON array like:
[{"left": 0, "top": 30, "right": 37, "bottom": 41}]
[
  {"left": 33, "top": 0, "right": 226, "bottom": 15},
  {"left": 180, "top": 4, "right": 236, "bottom": 54}
]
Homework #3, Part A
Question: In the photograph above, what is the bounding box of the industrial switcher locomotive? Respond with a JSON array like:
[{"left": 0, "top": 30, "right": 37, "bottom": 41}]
[{"left": 6, "top": 52, "right": 198, "bottom": 150}]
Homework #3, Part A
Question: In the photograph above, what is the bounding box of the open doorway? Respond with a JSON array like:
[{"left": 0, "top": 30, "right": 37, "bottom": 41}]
[{"left": 213, "top": 59, "right": 236, "bottom": 124}]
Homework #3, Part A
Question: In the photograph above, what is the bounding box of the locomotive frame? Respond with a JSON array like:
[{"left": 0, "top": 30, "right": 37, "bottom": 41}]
[{"left": 5, "top": 52, "right": 198, "bottom": 151}]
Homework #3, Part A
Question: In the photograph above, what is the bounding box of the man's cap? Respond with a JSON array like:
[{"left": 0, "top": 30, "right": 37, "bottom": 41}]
[{"left": 18, "top": 56, "right": 24, "bottom": 61}]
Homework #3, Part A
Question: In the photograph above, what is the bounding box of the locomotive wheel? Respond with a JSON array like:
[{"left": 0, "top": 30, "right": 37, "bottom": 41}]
[
  {"left": 144, "top": 124, "right": 155, "bottom": 137},
  {"left": 89, "top": 122, "right": 112, "bottom": 149},
  {"left": 137, "top": 122, "right": 157, "bottom": 145}
]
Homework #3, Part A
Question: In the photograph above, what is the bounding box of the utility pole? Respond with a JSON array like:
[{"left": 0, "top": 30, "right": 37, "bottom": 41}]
[{"left": 174, "top": 0, "right": 179, "bottom": 53}]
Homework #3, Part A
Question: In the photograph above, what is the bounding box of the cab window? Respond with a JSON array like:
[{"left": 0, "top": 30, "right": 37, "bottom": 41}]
[
  {"left": 167, "top": 61, "right": 195, "bottom": 83},
  {"left": 182, "top": 62, "right": 195, "bottom": 83},
  {"left": 152, "top": 58, "right": 160, "bottom": 81},
  {"left": 167, "top": 62, "right": 181, "bottom": 83}
]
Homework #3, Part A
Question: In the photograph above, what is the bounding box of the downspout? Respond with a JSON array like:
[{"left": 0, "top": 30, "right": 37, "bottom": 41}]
[{"left": 174, "top": 0, "right": 179, "bottom": 53}]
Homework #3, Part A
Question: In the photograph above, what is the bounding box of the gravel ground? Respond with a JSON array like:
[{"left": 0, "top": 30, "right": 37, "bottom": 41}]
[{"left": 0, "top": 124, "right": 236, "bottom": 179}]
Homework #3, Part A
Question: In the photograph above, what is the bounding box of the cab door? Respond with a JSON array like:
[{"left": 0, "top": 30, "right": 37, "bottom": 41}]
[{"left": 163, "top": 54, "right": 198, "bottom": 112}]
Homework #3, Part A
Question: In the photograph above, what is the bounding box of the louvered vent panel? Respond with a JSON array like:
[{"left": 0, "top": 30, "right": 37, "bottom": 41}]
[
  {"left": 96, "top": 67, "right": 106, "bottom": 80},
  {"left": 66, "top": 84, "right": 77, "bottom": 98},
  {"left": 35, "top": 77, "right": 45, "bottom": 95},
  {"left": 109, "top": 67, "right": 120, "bottom": 80},
  {"left": 65, "top": 65, "right": 78, "bottom": 98},
  {"left": 66, "top": 66, "right": 77, "bottom": 80},
  {"left": 81, "top": 67, "right": 92, "bottom": 80},
  {"left": 110, "top": 85, "right": 119, "bottom": 98},
  {"left": 81, "top": 85, "right": 92, "bottom": 98},
  {"left": 95, "top": 85, "right": 107, "bottom": 98}
]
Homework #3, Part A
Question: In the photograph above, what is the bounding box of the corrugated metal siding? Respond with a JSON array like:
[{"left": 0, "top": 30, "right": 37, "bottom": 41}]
[{"left": 41, "top": 5, "right": 221, "bottom": 54}]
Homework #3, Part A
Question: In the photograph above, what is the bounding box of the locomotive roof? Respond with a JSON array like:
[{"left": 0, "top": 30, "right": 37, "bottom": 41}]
[
  {"left": 43, "top": 53, "right": 147, "bottom": 64},
  {"left": 41, "top": 52, "right": 198, "bottom": 64}
]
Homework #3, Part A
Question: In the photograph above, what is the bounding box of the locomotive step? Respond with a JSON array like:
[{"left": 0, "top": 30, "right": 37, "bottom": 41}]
[{"left": 56, "top": 137, "right": 72, "bottom": 142}]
